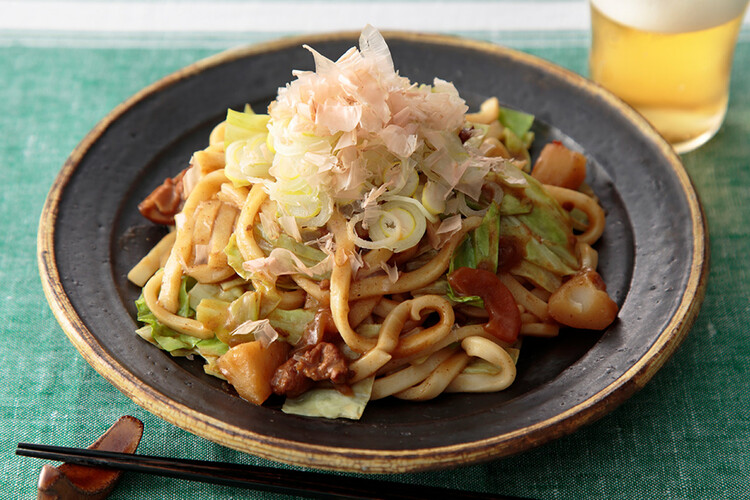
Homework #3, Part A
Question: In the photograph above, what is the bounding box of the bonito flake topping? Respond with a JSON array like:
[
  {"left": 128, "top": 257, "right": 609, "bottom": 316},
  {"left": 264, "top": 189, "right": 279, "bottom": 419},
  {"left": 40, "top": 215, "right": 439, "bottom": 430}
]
[{"left": 226, "top": 26, "right": 505, "bottom": 254}]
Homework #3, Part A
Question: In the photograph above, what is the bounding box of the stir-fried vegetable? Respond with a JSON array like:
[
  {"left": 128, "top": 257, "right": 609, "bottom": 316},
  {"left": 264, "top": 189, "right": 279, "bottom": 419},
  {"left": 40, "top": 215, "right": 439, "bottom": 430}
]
[{"left": 131, "top": 26, "right": 618, "bottom": 421}]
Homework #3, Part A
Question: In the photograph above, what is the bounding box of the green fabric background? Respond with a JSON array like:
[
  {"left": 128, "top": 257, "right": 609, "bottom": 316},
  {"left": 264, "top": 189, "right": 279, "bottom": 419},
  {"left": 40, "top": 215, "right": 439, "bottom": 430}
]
[{"left": 1, "top": 22, "right": 749, "bottom": 500}]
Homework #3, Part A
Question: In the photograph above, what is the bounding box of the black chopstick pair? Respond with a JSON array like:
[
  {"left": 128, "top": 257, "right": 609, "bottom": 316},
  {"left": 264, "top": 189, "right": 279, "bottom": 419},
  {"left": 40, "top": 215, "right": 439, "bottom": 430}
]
[{"left": 16, "top": 442, "right": 532, "bottom": 500}]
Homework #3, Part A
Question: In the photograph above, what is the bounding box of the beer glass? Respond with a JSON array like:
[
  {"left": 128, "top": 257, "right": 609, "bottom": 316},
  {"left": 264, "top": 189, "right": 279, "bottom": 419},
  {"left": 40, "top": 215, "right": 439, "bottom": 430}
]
[{"left": 589, "top": 0, "right": 749, "bottom": 153}]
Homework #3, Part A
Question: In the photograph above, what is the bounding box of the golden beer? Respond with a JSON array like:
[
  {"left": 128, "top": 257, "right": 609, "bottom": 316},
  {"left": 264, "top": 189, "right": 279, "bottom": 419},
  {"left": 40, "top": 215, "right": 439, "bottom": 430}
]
[{"left": 589, "top": 0, "right": 748, "bottom": 153}]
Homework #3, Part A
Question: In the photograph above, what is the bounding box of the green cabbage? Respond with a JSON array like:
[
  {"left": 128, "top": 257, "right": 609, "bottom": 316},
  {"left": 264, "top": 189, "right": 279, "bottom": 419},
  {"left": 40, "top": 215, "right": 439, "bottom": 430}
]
[
  {"left": 447, "top": 202, "right": 501, "bottom": 306},
  {"left": 223, "top": 234, "right": 252, "bottom": 280},
  {"left": 267, "top": 308, "right": 315, "bottom": 346},
  {"left": 498, "top": 105, "right": 534, "bottom": 139},
  {"left": 281, "top": 376, "right": 374, "bottom": 420},
  {"left": 135, "top": 276, "right": 229, "bottom": 357},
  {"left": 448, "top": 164, "right": 579, "bottom": 296},
  {"left": 224, "top": 105, "right": 270, "bottom": 148}
]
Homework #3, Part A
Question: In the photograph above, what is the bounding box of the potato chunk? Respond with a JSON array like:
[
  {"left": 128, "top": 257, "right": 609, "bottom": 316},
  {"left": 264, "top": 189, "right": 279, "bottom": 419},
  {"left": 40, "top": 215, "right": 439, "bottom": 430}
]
[{"left": 217, "top": 340, "right": 290, "bottom": 405}]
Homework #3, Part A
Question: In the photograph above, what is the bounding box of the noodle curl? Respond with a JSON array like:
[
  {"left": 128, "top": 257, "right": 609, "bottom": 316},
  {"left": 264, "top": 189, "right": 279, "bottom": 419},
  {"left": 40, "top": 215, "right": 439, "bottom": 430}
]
[{"left": 129, "top": 27, "right": 618, "bottom": 420}]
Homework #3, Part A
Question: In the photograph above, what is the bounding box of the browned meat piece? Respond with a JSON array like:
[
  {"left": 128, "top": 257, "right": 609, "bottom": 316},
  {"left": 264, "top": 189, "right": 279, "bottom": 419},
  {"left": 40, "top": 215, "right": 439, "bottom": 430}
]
[
  {"left": 458, "top": 127, "right": 473, "bottom": 143},
  {"left": 138, "top": 169, "right": 185, "bottom": 225},
  {"left": 294, "top": 342, "right": 350, "bottom": 384},
  {"left": 531, "top": 141, "right": 587, "bottom": 190},
  {"left": 296, "top": 308, "right": 339, "bottom": 348},
  {"left": 271, "top": 342, "right": 351, "bottom": 397},
  {"left": 270, "top": 358, "right": 314, "bottom": 398}
]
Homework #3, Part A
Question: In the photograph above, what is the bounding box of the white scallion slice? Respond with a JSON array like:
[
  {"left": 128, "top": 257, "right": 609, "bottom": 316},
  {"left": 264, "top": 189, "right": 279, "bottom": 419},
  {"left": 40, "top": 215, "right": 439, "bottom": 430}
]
[
  {"left": 421, "top": 180, "right": 450, "bottom": 216},
  {"left": 225, "top": 135, "right": 272, "bottom": 184},
  {"left": 349, "top": 200, "right": 427, "bottom": 252}
]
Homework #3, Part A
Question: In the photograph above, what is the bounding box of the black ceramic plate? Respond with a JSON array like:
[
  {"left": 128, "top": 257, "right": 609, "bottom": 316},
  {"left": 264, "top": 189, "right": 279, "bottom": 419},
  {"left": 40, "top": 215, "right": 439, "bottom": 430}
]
[{"left": 39, "top": 31, "right": 708, "bottom": 473}]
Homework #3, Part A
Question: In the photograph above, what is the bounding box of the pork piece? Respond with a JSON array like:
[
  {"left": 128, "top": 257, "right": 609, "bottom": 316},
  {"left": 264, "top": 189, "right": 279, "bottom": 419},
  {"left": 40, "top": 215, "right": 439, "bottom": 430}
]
[
  {"left": 531, "top": 141, "right": 587, "bottom": 190},
  {"left": 137, "top": 169, "right": 185, "bottom": 225},
  {"left": 296, "top": 309, "right": 339, "bottom": 348},
  {"left": 270, "top": 359, "right": 313, "bottom": 398},
  {"left": 271, "top": 342, "right": 351, "bottom": 397}
]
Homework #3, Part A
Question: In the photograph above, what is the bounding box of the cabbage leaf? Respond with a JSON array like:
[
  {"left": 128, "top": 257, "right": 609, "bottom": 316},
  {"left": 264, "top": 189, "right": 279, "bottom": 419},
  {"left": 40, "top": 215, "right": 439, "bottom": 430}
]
[{"left": 281, "top": 376, "right": 374, "bottom": 420}]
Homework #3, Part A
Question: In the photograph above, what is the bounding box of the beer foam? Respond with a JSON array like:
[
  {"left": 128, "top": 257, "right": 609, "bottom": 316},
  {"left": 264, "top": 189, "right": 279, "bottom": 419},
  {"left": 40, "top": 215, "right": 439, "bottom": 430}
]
[{"left": 591, "top": 0, "right": 748, "bottom": 33}]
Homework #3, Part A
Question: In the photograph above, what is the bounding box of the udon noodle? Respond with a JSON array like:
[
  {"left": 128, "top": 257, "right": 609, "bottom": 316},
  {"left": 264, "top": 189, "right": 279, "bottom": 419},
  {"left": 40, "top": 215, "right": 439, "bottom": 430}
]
[{"left": 129, "top": 27, "right": 618, "bottom": 419}]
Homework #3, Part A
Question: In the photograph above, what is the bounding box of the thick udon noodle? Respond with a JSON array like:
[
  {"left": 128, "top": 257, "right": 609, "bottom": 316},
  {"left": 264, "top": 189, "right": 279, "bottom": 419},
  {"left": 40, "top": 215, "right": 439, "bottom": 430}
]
[{"left": 130, "top": 102, "right": 612, "bottom": 408}]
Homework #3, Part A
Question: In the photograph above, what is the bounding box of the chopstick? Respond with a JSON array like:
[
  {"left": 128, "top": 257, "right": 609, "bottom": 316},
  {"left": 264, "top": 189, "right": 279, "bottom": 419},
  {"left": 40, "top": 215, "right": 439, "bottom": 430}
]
[{"left": 16, "top": 442, "right": 532, "bottom": 500}]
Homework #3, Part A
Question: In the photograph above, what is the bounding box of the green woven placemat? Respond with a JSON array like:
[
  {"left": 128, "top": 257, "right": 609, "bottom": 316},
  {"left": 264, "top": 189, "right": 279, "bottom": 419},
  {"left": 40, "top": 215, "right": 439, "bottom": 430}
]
[{"left": 1, "top": 32, "right": 748, "bottom": 499}]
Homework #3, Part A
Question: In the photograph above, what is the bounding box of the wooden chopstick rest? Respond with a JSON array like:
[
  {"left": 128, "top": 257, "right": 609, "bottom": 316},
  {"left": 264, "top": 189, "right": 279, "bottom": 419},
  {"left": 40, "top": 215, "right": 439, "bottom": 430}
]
[{"left": 37, "top": 416, "right": 144, "bottom": 500}]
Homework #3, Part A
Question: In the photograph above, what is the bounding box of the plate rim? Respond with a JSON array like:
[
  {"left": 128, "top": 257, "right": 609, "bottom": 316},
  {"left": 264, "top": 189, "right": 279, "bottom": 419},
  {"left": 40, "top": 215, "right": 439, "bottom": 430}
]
[{"left": 37, "top": 30, "right": 709, "bottom": 473}]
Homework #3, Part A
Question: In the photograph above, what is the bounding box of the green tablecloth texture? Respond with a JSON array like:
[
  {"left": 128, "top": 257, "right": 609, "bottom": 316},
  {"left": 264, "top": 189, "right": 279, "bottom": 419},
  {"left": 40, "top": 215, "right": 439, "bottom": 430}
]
[{"left": 1, "top": 21, "right": 749, "bottom": 500}]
